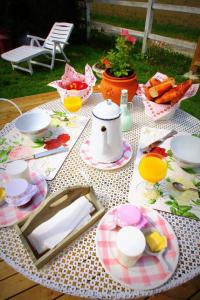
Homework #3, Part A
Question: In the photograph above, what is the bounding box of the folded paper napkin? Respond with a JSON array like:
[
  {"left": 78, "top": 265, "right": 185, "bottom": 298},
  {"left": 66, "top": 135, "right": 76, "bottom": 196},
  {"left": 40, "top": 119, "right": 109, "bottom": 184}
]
[
  {"left": 28, "top": 196, "right": 93, "bottom": 254},
  {"left": 48, "top": 64, "right": 96, "bottom": 103}
]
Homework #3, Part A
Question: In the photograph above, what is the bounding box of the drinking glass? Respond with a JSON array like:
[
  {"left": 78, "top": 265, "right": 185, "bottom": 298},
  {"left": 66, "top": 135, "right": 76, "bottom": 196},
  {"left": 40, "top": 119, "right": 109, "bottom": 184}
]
[
  {"left": 64, "top": 96, "right": 82, "bottom": 114},
  {"left": 136, "top": 153, "right": 167, "bottom": 202},
  {"left": 63, "top": 96, "right": 82, "bottom": 126}
]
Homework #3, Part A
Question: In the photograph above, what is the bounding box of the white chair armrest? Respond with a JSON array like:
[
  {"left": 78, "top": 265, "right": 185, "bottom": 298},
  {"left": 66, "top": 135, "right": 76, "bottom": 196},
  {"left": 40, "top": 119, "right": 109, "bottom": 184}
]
[
  {"left": 27, "top": 35, "right": 45, "bottom": 47},
  {"left": 27, "top": 35, "right": 45, "bottom": 41}
]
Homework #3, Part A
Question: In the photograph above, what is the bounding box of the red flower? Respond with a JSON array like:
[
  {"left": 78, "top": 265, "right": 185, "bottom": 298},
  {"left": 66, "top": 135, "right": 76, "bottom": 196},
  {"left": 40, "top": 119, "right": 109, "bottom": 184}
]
[
  {"left": 57, "top": 134, "right": 70, "bottom": 144},
  {"left": 127, "top": 35, "right": 137, "bottom": 44},
  {"left": 150, "top": 147, "right": 168, "bottom": 157},
  {"left": 121, "top": 29, "right": 129, "bottom": 36},
  {"left": 102, "top": 58, "right": 110, "bottom": 68}
]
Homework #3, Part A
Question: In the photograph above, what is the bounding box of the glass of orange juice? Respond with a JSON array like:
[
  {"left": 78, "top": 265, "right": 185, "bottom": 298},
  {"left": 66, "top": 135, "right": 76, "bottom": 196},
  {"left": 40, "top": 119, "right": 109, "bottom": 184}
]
[
  {"left": 136, "top": 153, "right": 167, "bottom": 202},
  {"left": 64, "top": 96, "right": 82, "bottom": 114},
  {"left": 138, "top": 154, "right": 167, "bottom": 184}
]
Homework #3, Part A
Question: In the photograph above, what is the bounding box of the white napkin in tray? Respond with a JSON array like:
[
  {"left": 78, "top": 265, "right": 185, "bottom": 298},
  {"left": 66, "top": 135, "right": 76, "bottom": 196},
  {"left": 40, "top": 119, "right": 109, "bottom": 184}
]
[{"left": 28, "top": 196, "right": 94, "bottom": 254}]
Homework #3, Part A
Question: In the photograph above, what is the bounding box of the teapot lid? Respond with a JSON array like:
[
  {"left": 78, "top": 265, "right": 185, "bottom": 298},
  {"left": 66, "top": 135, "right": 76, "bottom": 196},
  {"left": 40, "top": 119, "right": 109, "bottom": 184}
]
[{"left": 92, "top": 99, "right": 120, "bottom": 120}]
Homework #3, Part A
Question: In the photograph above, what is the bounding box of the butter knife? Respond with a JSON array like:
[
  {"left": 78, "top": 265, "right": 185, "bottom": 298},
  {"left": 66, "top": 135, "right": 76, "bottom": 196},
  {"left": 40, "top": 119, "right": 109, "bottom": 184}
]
[
  {"left": 7, "top": 146, "right": 67, "bottom": 163},
  {"left": 140, "top": 130, "right": 177, "bottom": 153}
]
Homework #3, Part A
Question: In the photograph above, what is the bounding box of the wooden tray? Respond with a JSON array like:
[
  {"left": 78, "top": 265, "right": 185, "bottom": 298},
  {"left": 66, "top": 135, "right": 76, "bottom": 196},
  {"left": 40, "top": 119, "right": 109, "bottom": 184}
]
[{"left": 15, "top": 185, "right": 105, "bottom": 268}]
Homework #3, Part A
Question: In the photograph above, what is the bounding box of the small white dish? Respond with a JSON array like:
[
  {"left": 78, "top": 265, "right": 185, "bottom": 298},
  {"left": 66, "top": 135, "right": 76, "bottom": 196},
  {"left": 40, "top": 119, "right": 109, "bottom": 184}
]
[
  {"left": 170, "top": 135, "right": 200, "bottom": 168},
  {"left": 15, "top": 109, "right": 51, "bottom": 139}
]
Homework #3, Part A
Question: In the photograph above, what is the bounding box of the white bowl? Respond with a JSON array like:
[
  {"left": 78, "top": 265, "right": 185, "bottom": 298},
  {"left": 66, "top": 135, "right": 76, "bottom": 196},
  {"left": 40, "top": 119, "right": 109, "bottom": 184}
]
[
  {"left": 170, "top": 135, "right": 200, "bottom": 168},
  {"left": 15, "top": 110, "right": 51, "bottom": 139}
]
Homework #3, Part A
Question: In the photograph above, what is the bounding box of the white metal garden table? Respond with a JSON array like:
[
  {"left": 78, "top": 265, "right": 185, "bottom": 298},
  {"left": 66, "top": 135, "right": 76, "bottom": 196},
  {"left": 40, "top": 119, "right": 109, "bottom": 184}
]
[{"left": 0, "top": 93, "right": 200, "bottom": 299}]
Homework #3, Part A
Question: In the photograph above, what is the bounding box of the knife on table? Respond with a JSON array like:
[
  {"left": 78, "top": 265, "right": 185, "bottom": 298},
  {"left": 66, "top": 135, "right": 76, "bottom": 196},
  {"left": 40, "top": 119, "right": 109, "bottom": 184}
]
[
  {"left": 7, "top": 146, "right": 68, "bottom": 163},
  {"left": 140, "top": 130, "right": 177, "bottom": 153}
]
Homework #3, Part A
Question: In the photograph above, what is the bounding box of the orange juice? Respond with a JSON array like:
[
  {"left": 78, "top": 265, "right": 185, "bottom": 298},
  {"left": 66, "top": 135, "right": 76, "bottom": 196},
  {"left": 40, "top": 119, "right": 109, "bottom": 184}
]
[
  {"left": 64, "top": 96, "right": 82, "bottom": 113},
  {"left": 138, "top": 156, "right": 167, "bottom": 183}
]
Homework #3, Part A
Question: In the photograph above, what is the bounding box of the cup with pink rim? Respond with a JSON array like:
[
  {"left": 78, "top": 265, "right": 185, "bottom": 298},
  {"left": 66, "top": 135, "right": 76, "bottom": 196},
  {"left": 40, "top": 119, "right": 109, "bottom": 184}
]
[{"left": 5, "top": 178, "right": 38, "bottom": 207}]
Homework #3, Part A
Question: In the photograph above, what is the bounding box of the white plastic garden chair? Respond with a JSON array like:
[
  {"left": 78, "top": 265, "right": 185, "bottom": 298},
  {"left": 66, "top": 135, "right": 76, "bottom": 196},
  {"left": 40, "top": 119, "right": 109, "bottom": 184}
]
[{"left": 1, "top": 22, "right": 74, "bottom": 75}]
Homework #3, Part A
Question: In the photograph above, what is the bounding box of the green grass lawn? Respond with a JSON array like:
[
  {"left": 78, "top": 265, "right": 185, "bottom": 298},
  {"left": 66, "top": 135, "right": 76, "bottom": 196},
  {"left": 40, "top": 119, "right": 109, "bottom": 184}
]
[
  {"left": 0, "top": 34, "right": 199, "bottom": 120},
  {"left": 92, "top": 13, "right": 200, "bottom": 42}
]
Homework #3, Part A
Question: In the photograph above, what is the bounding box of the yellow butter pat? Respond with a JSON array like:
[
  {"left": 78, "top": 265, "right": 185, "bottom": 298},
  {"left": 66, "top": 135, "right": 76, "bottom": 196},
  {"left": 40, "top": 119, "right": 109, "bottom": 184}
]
[
  {"left": 146, "top": 231, "right": 167, "bottom": 252},
  {"left": 0, "top": 188, "right": 5, "bottom": 203}
]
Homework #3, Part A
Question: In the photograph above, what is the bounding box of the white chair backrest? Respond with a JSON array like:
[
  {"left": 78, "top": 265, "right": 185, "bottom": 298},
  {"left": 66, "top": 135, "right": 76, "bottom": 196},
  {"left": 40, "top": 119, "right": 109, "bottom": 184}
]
[{"left": 43, "top": 22, "right": 74, "bottom": 51}]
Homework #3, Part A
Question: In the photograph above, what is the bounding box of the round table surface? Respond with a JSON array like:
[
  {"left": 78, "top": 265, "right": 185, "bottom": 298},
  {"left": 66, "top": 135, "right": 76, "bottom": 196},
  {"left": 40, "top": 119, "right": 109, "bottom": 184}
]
[{"left": 0, "top": 93, "right": 200, "bottom": 299}]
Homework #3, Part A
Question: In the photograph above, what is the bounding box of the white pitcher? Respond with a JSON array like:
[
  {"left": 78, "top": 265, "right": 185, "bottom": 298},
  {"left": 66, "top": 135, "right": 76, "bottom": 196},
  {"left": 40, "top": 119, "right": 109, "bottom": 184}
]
[{"left": 90, "top": 99, "right": 123, "bottom": 163}]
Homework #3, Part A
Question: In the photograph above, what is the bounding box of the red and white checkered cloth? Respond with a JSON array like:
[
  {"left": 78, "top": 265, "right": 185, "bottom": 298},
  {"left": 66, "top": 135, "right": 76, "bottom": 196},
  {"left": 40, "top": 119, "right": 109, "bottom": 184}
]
[
  {"left": 96, "top": 204, "right": 179, "bottom": 290},
  {"left": 0, "top": 171, "right": 48, "bottom": 227},
  {"left": 80, "top": 139, "right": 132, "bottom": 170}
]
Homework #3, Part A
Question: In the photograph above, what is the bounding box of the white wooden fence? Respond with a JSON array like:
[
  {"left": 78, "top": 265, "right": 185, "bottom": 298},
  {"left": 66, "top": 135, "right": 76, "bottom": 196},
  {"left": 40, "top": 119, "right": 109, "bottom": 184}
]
[{"left": 85, "top": 0, "right": 200, "bottom": 56}]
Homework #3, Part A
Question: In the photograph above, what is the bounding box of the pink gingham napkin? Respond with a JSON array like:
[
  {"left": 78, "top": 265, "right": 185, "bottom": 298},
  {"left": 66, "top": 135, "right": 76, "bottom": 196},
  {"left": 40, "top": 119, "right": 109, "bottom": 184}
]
[
  {"left": 137, "top": 72, "right": 199, "bottom": 121},
  {"left": 96, "top": 204, "right": 179, "bottom": 290},
  {"left": 0, "top": 171, "right": 47, "bottom": 227}
]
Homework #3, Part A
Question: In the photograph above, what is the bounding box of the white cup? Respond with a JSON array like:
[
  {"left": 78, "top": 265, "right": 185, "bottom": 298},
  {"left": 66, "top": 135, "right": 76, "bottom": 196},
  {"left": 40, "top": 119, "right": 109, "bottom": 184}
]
[
  {"left": 116, "top": 226, "right": 146, "bottom": 268},
  {"left": 5, "top": 160, "right": 32, "bottom": 183}
]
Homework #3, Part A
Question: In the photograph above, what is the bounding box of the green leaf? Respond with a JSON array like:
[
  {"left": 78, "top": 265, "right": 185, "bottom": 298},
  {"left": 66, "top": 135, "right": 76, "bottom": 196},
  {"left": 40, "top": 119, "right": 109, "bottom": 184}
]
[
  {"left": 183, "top": 167, "right": 196, "bottom": 174},
  {"left": 182, "top": 211, "right": 199, "bottom": 220},
  {"left": 0, "top": 150, "right": 8, "bottom": 162},
  {"left": 194, "top": 181, "right": 200, "bottom": 189},
  {"left": 172, "top": 201, "right": 179, "bottom": 209},
  {"left": 5, "top": 146, "right": 12, "bottom": 153},
  {"left": 0, "top": 137, "right": 6, "bottom": 145},
  {"left": 167, "top": 149, "right": 173, "bottom": 157},
  {"left": 191, "top": 199, "right": 200, "bottom": 206},
  {"left": 192, "top": 133, "right": 200, "bottom": 138},
  {"left": 179, "top": 206, "right": 192, "bottom": 213},
  {"left": 166, "top": 177, "right": 171, "bottom": 183},
  {"left": 167, "top": 162, "right": 174, "bottom": 171},
  {"left": 170, "top": 207, "right": 177, "bottom": 214},
  {"left": 13, "top": 140, "right": 21, "bottom": 145},
  {"left": 165, "top": 200, "right": 174, "bottom": 205},
  {"left": 32, "top": 143, "right": 44, "bottom": 148},
  {"left": 34, "top": 138, "right": 44, "bottom": 144},
  {"left": 148, "top": 199, "right": 156, "bottom": 204}
]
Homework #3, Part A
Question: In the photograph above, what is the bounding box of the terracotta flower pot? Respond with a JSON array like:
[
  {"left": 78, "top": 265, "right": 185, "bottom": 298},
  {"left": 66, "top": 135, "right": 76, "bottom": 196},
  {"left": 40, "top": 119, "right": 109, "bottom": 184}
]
[{"left": 100, "top": 70, "right": 138, "bottom": 105}]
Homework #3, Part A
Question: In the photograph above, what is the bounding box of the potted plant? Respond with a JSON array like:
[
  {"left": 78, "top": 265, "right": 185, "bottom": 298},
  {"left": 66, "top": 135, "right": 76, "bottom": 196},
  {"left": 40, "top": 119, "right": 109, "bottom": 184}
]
[
  {"left": 92, "top": 57, "right": 110, "bottom": 78},
  {"left": 100, "top": 29, "right": 138, "bottom": 105}
]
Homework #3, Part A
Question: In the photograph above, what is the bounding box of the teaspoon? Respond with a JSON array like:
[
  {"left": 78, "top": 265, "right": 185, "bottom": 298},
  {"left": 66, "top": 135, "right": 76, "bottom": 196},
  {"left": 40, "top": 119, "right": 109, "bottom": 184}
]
[{"left": 172, "top": 182, "right": 200, "bottom": 193}]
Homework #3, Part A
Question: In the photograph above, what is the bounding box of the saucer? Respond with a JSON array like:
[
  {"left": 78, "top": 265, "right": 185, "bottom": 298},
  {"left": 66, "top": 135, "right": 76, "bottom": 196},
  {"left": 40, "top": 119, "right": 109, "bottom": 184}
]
[
  {"left": 5, "top": 178, "right": 38, "bottom": 207},
  {"left": 0, "top": 171, "right": 48, "bottom": 227},
  {"left": 96, "top": 204, "right": 179, "bottom": 290},
  {"left": 80, "top": 139, "right": 132, "bottom": 170}
]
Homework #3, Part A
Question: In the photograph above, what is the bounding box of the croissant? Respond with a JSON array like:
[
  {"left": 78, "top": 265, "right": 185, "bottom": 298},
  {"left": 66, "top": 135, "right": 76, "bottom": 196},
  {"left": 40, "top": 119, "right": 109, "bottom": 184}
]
[
  {"left": 155, "top": 79, "right": 192, "bottom": 104},
  {"left": 149, "top": 78, "right": 175, "bottom": 98}
]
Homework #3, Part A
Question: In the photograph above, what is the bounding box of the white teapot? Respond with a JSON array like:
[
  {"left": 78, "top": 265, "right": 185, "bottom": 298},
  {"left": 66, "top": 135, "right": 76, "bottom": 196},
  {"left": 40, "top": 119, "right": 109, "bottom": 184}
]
[{"left": 90, "top": 99, "right": 123, "bottom": 163}]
